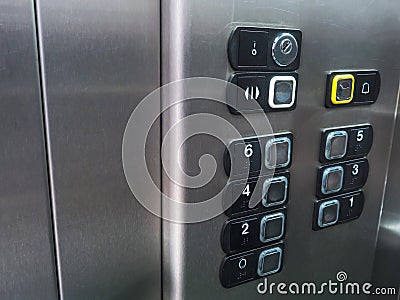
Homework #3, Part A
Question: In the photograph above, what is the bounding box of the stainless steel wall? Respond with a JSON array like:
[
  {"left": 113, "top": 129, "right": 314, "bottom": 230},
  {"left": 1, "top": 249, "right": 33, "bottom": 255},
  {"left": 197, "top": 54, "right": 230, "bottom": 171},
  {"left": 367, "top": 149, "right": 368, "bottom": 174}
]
[
  {"left": 161, "top": 1, "right": 400, "bottom": 299},
  {"left": 372, "top": 86, "right": 400, "bottom": 299},
  {"left": 0, "top": 0, "right": 58, "bottom": 299},
  {"left": 35, "top": 0, "right": 162, "bottom": 299}
]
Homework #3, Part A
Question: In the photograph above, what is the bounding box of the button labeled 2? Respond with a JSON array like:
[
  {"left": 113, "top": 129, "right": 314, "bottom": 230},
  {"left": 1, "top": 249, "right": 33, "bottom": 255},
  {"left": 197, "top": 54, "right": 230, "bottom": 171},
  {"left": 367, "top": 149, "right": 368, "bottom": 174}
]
[{"left": 221, "top": 209, "right": 286, "bottom": 253}]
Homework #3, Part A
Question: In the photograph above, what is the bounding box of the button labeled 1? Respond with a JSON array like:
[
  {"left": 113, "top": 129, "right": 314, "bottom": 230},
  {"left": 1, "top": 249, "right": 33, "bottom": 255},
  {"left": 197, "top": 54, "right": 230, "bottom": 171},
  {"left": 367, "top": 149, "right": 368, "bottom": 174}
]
[{"left": 313, "top": 191, "right": 365, "bottom": 230}]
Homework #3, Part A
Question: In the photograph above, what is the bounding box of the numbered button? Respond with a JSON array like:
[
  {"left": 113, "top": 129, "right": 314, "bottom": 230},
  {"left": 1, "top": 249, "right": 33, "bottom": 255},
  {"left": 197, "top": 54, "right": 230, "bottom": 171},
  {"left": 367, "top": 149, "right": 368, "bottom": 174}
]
[
  {"left": 313, "top": 191, "right": 365, "bottom": 230},
  {"left": 222, "top": 209, "right": 286, "bottom": 253},
  {"left": 339, "top": 192, "right": 365, "bottom": 222},
  {"left": 321, "top": 166, "right": 344, "bottom": 195},
  {"left": 224, "top": 172, "right": 290, "bottom": 217},
  {"left": 324, "top": 131, "right": 348, "bottom": 160},
  {"left": 265, "top": 137, "right": 292, "bottom": 169},
  {"left": 343, "top": 160, "right": 369, "bottom": 191},
  {"left": 220, "top": 244, "right": 284, "bottom": 288},
  {"left": 320, "top": 125, "right": 372, "bottom": 162},
  {"left": 257, "top": 246, "right": 283, "bottom": 277},
  {"left": 317, "top": 200, "right": 340, "bottom": 228},
  {"left": 224, "top": 216, "right": 260, "bottom": 253},
  {"left": 348, "top": 126, "right": 373, "bottom": 157},
  {"left": 259, "top": 212, "right": 285, "bottom": 243},
  {"left": 220, "top": 250, "right": 258, "bottom": 288},
  {"left": 225, "top": 134, "right": 292, "bottom": 178},
  {"left": 262, "top": 176, "right": 289, "bottom": 208},
  {"left": 317, "top": 159, "right": 369, "bottom": 197},
  {"left": 224, "top": 138, "right": 262, "bottom": 177}
]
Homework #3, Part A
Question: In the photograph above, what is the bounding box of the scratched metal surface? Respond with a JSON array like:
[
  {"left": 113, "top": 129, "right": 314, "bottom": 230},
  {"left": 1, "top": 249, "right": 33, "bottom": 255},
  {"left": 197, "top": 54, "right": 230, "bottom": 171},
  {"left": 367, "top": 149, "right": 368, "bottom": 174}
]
[
  {"left": 0, "top": 0, "right": 58, "bottom": 299},
  {"left": 36, "top": 0, "right": 162, "bottom": 299},
  {"left": 161, "top": 0, "right": 400, "bottom": 299}
]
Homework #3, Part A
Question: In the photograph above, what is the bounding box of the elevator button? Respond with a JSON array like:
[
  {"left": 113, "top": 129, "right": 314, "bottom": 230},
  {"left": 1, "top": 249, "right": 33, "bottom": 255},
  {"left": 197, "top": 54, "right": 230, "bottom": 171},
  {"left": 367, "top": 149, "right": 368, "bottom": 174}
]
[
  {"left": 271, "top": 33, "right": 299, "bottom": 67},
  {"left": 265, "top": 137, "right": 292, "bottom": 169},
  {"left": 228, "top": 216, "right": 260, "bottom": 252},
  {"left": 348, "top": 126, "right": 373, "bottom": 157},
  {"left": 257, "top": 246, "right": 283, "bottom": 277},
  {"left": 268, "top": 76, "right": 296, "bottom": 109},
  {"left": 238, "top": 30, "right": 268, "bottom": 67},
  {"left": 236, "top": 75, "right": 267, "bottom": 112},
  {"left": 321, "top": 166, "right": 344, "bottom": 195},
  {"left": 320, "top": 125, "right": 373, "bottom": 162},
  {"left": 222, "top": 209, "right": 286, "bottom": 253},
  {"left": 259, "top": 212, "right": 285, "bottom": 243},
  {"left": 317, "top": 200, "right": 340, "bottom": 228},
  {"left": 343, "top": 159, "right": 369, "bottom": 191},
  {"left": 325, "top": 131, "right": 348, "bottom": 160},
  {"left": 355, "top": 72, "right": 380, "bottom": 103},
  {"left": 262, "top": 176, "right": 288, "bottom": 207},
  {"left": 331, "top": 74, "right": 355, "bottom": 105},
  {"left": 220, "top": 250, "right": 258, "bottom": 288},
  {"left": 339, "top": 192, "right": 365, "bottom": 222},
  {"left": 224, "top": 138, "right": 262, "bottom": 177}
]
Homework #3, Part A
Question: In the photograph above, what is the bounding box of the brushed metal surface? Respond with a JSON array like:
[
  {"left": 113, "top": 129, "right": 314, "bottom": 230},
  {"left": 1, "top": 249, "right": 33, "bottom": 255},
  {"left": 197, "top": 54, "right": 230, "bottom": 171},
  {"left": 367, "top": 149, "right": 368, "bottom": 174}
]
[
  {"left": 36, "top": 0, "right": 161, "bottom": 299},
  {"left": 371, "top": 84, "right": 400, "bottom": 300},
  {"left": 161, "top": 1, "right": 400, "bottom": 299},
  {"left": 0, "top": 0, "right": 58, "bottom": 299}
]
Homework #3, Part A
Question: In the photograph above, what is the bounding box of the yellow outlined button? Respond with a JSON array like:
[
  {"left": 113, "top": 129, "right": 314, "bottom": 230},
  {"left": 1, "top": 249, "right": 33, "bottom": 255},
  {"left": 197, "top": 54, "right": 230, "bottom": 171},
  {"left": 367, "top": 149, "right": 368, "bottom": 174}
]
[{"left": 331, "top": 74, "right": 355, "bottom": 105}]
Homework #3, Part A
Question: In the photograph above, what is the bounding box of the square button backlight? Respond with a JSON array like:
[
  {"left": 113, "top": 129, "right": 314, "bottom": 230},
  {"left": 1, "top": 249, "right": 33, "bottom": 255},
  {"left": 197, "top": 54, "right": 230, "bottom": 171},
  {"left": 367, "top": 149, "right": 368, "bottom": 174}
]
[
  {"left": 325, "top": 130, "right": 348, "bottom": 160},
  {"left": 331, "top": 74, "right": 355, "bottom": 105},
  {"left": 268, "top": 75, "right": 297, "bottom": 109}
]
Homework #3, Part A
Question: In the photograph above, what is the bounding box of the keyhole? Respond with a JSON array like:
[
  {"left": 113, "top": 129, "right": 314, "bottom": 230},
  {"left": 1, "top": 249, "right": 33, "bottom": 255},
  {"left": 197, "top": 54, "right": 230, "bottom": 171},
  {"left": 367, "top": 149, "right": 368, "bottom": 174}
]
[{"left": 280, "top": 38, "right": 293, "bottom": 55}]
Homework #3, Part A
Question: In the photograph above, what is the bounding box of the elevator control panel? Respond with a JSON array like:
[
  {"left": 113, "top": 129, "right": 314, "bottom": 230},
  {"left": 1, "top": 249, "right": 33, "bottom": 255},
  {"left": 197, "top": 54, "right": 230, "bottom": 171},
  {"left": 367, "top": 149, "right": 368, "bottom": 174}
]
[{"left": 221, "top": 26, "right": 379, "bottom": 288}]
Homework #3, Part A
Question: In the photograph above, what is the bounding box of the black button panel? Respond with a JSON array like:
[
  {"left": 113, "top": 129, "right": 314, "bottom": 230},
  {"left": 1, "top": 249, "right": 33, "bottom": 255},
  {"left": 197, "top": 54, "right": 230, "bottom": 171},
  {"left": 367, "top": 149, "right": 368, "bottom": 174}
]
[
  {"left": 223, "top": 172, "right": 290, "bottom": 217},
  {"left": 326, "top": 71, "right": 380, "bottom": 108},
  {"left": 316, "top": 158, "right": 369, "bottom": 198},
  {"left": 224, "top": 133, "right": 293, "bottom": 179},
  {"left": 220, "top": 243, "right": 284, "bottom": 288},
  {"left": 221, "top": 209, "right": 286, "bottom": 254},
  {"left": 320, "top": 124, "right": 373, "bottom": 163},
  {"left": 227, "top": 72, "right": 298, "bottom": 114},
  {"left": 228, "top": 27, "right": 302, "bottom": 71},
  {"left": 313, "top": 191, "right": 365, "bottom": 230}
]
